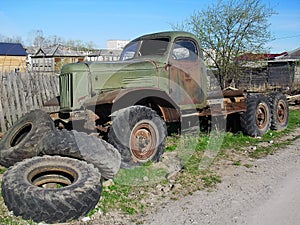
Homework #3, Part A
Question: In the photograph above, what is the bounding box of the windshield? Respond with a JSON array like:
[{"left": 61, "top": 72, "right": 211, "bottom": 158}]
[{"left": 120, "top": 37, "right": 170, "bottom": 61}]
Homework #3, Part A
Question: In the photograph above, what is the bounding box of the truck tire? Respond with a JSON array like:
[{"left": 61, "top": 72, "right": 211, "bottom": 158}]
[
  {"left": 0, "top": 110, "right": 55, "bottom": 167},
  {"left": 241, "top": 94, "right": 271, "bottom": 137},
  {"left": 38, "top": 129, "right": 121, "bottom": 180},
  {"left": 1, "top": 155, "right": 102, "bottom": 224},
  {"left": 268, "top": 92, "right": 289, "bottom": 130},
  {"left": 108, "top": 106, "right": 167, "bottom": 168}
]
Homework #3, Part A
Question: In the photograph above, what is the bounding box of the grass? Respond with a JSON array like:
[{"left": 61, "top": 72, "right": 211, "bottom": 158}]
[
  {"left": 94, "top": 184, "right": 142, "bottom": 215},
  {"left": 0, "top": 167, "right": 6, "bottom": 174},
  {"left": 1, "top": 109, "right": 300, "bottom": 224},
  {"left": 201, "top": 173, "right": 222, "bottom": 188},
  {"left": 249, "top": 109, "right": 300, "bottom": 158},
  {"left": 93, "top": 109, "right": 300, "bottom": 217}
]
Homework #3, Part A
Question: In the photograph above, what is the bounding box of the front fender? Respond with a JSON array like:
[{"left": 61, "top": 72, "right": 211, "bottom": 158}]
[{"left": 83, "top": 88, "right": 181, "bottom": 122}]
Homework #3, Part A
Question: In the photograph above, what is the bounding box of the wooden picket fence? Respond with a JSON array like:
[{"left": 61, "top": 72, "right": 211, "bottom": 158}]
[{"left": 0, "top": 71, "right": 59, "bottom": 132}]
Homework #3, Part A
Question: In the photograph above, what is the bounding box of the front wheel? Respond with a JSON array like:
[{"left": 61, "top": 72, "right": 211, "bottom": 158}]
[
  {"left": 108, "top": 106, "right": 167, "bottom": 168},
  {"left": 241, "top": 94, "right": 271, "bottom": 137}
]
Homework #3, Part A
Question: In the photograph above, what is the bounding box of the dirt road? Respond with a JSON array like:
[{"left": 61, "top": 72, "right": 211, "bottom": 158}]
[{"left": 143, "top": 137, "right": 300, "bottom": 225}]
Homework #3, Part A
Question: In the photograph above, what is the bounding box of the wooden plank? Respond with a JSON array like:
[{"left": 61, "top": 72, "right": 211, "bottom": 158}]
[
  {"left": 30, "top": 74, "right": 39, "bottom": 109},
  {"left": 50, "top": 75, "right": 58, "bottom": 97},
  {"left": 11, "top": 73, "right": 22, "bottom": 120},
  {"left": 49, "top": 74, "right": 59, "bottom": 96},
  {"left": 6, "top": 73, "right": 17, "bottom": 126},
  {"left": 42, "top": 74, "right": 51, "bottom": 100},
  {"left": 26, "top": 73, "right": 38, "bottom": 111},
  {"left": 38, "top": 73, "right": 47, "bottom": 104},
  {"left": 2, "top": 74, "right": 11, "bottom": 129},
  {"left": 17, "top": 74, "right": 28, "bottom": 115},
  {"left": 33, "top": 73, "right": 44, "bottom": 108},
  {"left": 0, "top": 73, "right": 7, "bottom": 132}
]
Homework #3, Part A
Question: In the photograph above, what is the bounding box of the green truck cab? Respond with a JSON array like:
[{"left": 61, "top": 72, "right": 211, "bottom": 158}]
[{"left": 59, "top": 31, "right": 206, "bottom": 115}]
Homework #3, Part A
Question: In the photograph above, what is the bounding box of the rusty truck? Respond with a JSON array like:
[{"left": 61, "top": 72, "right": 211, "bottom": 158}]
[{"left": 46, "top": 31, "right": 289, "bottom": 166}]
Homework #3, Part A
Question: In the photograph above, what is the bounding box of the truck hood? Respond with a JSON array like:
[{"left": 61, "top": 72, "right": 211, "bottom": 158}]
[{"left": 61, "top": 59, "right": 166, "bottom": 91}]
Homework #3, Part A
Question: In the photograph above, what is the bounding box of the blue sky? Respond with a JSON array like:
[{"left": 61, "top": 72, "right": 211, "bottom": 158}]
[{"left": 0, "top": 0, "right": 299, "bottom": 53}]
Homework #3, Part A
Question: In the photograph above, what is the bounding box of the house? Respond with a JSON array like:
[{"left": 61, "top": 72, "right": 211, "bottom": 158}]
[
  {"left": 30, "top": 44, "right": 85, "bottom": 75},
  {"left": 86, "top": 49, "right": 122, "bottom": 62},
  {"left": 25, "top": 46, "right": 39, "bottom": 70},
  {"left": 0, "top": 43, "right": 27, "bottom": 74},
  {"left": 236, "top": 48, "right": 300, "bottom": 92},
  {"left": 268, "top": 47, "right": 300, "bottom": 91}
]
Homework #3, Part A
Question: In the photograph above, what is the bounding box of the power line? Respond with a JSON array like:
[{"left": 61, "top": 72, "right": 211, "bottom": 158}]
[{"left": 274, "top": 34, "right": 300, "bottom": 40}]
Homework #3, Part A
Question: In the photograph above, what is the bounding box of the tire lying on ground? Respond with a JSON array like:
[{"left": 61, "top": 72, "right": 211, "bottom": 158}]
[
  {"left": 38, "top": 129, "right": 121, "bottom": 180},
  {"left": 268, "top": 92, "right": 289, "bottom": 131},
  {"left": 1, "top": 155, "right": 102, "bottom": 224},
  {"left": 0, "top": 109, "right": 55, "bottom": 167},
  {"left": 240, "top": 94, "right": 271, "bottom": 137},
  {"left": 108, "top": 106, "right": 167, "bottom": 168}
]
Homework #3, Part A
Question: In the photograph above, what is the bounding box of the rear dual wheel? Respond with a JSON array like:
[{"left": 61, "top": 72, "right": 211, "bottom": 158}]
[
  {"left": 241, "top": 94, "right": 271, "bottom": 137},
  {"left": 268, "top": 92, "right": 289, "bottom": 130}
]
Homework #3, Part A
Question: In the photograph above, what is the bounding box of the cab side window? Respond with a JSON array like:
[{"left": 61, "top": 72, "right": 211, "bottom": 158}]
[{"left": 172, "top": 40, "right": 198, "bottom": 61}]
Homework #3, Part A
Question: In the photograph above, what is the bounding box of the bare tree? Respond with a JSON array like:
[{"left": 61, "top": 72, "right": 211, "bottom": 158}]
[
  {"left": 27, "top": 29, "right": 46, "bottom": 47},
  {"left": 2, "top": 29, "right": 98, "bottom": 51},
  {"left": 173, "top": 0, "right": 276, "bottom": 88},
  {"left": 0, "top": 34, "right": 23, "bottom": 44}
]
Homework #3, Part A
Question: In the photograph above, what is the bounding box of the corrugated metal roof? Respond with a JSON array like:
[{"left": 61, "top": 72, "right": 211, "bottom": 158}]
[
  {"left": 0, "top": 42, "right": 27, "bottom": 56},
  {"left": 277, "top": 47, "right": 300, "bottom": 60}
]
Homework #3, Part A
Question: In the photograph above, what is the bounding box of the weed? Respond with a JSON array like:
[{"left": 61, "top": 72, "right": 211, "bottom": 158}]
[
  {"left": 165, "top": 135, "right": 179, "bottom": 152},
  {"left": 201, "top": 174, "right": 222, "bottom": 188},
  {"left": 0, "top": 167, "right": 6, "bottom": 174},
  {"left": 243, "top": 164, "right": 253, "bottom": 168},
  {"left": 232, "top": 160, "right": 241, "bottom": 166}
]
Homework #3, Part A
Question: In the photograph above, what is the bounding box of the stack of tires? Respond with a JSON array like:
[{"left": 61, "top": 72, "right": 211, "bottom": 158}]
[{"left": 0, "top": 110, "right": 121, "bottom": 224}]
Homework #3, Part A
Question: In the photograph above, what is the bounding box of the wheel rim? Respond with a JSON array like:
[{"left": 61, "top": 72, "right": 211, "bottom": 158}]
[
  {"left": 276, "top": 99, "right": 287, "bottom": 124},
  {"left": 256, "top": 103, "right": 269, "bottom": 129},
  {"left": 130, "top": 121, "right": 157, "bottom": 162},
  {"left": 29, "top": 167, "right": 78, "bottom": 189}
]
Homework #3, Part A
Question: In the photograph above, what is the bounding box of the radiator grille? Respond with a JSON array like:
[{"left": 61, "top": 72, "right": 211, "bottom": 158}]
[{"left": 59, "top": 73, "right": 73, "bottom": 109}]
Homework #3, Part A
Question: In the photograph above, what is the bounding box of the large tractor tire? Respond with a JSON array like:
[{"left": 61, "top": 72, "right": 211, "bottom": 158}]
[
  {"left": 38, "top": 129, "right": 121, "bottom": 180},
  {"left": 2, "top": 156, "right": 102, "bottom": 223},
  {"left": 0, "top": 110, "right": 55, "bottom": 167},
  {"left": 241, "top": 94, "right": 271, "bottom": 137},
  {"left": 108, "top": 106, "right": 167, "bottom": 168},
  {"left": 268, "top": 92, "right": 289, "bottom": 131},
  {"left": 1, "top": 155, "right": 102, "bottom": 224}
]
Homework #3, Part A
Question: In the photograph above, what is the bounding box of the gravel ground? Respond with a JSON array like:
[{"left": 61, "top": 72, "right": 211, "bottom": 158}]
[{"left": 142, "top": 132, "right": 300, "bottom": 225}]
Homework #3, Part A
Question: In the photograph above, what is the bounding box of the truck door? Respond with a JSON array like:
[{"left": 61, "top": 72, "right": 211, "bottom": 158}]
[{"left": 169, "top": 38, "right": 205, "bottom": 107}]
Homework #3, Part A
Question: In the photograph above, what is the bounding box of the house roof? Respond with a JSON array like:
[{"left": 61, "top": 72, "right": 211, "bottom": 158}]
[
  {"left": 238, "top": 52, "right": 287, "bottom": 61},
  {"left": 88, "top": 49, "right": 122, "bottom": 57},
  {"left": 0, "top": 43, "right": 27, "bottom": 56},
  {"left": 34, "top": 44, "right": 85, "bottom": 57},
  {"left": 276, "top": 47, "right": 300, "bottom": 60}
]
